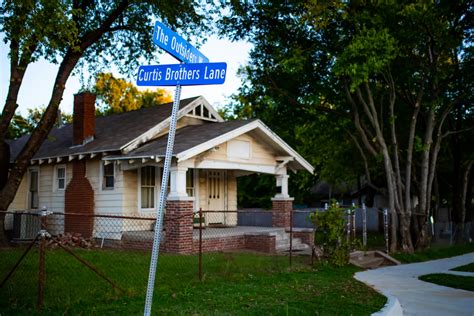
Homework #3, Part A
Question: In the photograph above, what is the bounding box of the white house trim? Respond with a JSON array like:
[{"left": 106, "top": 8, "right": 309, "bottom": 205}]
[
  {"left": 121, "top": 96, "right": 224, "bottom": 154},
  {"left": 177, "top": 120, "right": 314, "bottom": 174},
  {"left": 194, "top": 160, "right": 277, "bottom": 174}
]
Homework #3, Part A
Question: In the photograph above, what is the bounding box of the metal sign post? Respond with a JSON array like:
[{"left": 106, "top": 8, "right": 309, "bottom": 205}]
[
  {"left": 139, "top": 20, "right": 225, "bottom": 316},
  {"left": 143, "top": 84, "right": 182, "bottom": 316}
]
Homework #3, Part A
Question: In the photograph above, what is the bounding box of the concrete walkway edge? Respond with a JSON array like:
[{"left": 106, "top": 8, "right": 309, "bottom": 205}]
[{"left": 355, "top": 252, "right": 474, "bottom": 316}]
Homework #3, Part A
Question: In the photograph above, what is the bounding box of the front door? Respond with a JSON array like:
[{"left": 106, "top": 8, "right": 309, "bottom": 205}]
[{"left": 207, "top": 170, "right": 226, "bottom": 224}]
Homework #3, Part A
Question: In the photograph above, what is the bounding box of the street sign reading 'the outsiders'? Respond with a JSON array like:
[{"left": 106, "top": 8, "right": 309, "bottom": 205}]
[
  {"left": 136, "top": 62, "right": 227, "bottom": 86},
  {"left": 153, "top": 21, "right": 209, "bottom": 64}
]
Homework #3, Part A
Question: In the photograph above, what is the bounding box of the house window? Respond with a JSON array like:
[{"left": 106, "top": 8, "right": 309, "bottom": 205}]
[
  {"left": 56, "top": 166, "right": 66, "bottom": 190},
  {"left": 103, "top": 162, "right": 114, "bottom": 190},
  {"left": 141, "top": 166, "right": 155, "bottom": 209},
  {"left": 29, "top": 169, "right": 39, "bottom": 209}
]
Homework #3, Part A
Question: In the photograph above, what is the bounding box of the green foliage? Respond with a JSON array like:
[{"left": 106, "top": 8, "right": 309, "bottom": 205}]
[
  {"left": 335, "top": 28, "right": 397, "bottom": 90},
  {"left": 392, "top": 243, "right": 474, "bottom": 263},
  {"left": 237, "top": 174, "right": 275, "bottom": 209},
  {"left": 94, "top": 73, "right": 172, "bottom": 115},
  {"left": 452, "top": 263, "right": 474, "bottom": 272},
  {"left": 310, "top": 201, "right": 352, "bottom": 266},
  {"left": 419, "top": 273, "right": 474, "bottom": 292},
  {"left": 7, "top": 108, "right": 72, "bottom": 139},
  {"left": 1, "top": 1, "right": 211, "bottom": 75}
]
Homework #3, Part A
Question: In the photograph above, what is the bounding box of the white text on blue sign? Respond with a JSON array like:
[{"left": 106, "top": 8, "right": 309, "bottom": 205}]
[
  {"left": 137, "top": 63, "right": 227, "bottom": 86},
  {"left": 153, "top": 21, "right": 209, "bottom": 64}
]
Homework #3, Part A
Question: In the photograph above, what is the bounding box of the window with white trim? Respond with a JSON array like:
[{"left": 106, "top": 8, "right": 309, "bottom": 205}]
[
  {"left": 56, "top": 166, "right": 66, "bottom": 190},
  {"left": 29, "top": 168, "right": 39, "bottom": 209},
  {"left": 141, "top": 166, "right": 155, "bottom": 209},
  {"left": 102, "top": 162, "right": 115, "bottom": 190}
]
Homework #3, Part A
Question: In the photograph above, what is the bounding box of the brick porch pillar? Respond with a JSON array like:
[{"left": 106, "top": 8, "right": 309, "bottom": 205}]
[
  {"left": 271, "top": 197, "right": 294, "bottom": 228},
  {"left": 164, "top": 198, "right": 194, "bottom": 254}
]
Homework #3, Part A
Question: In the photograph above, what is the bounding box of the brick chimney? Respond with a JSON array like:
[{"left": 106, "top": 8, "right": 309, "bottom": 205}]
[{"left": 73, "top": 92, "right": 96, "bottom": 145}]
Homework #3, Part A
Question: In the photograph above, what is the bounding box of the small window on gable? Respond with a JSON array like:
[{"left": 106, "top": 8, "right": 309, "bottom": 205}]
[
  {"left": 203, "top": 106, "right": 209, "bottom": 118},
  {"left": 103, "top": 162, "right": 114, "bottom": 190},
  {"left": 56, "top": 166, "right": 66, "bottom": 190},
  {"left": 195, "top": 104, "right": 202, "bottom": 116}
]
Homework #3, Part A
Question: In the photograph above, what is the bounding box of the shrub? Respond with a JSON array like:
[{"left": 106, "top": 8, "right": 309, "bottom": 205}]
[{"left": 310, "top": 201, "right": 352, "bottom": 266}]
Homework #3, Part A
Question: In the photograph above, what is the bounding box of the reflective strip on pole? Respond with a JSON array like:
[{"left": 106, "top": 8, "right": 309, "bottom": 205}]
[{"left": 144, "top": 84, "right": 182, "bottom": 316}]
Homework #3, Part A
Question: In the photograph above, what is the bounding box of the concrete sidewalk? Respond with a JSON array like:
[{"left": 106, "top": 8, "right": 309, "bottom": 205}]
[{"left": 355, "top": 252, "right": 474, "bottom": 316}]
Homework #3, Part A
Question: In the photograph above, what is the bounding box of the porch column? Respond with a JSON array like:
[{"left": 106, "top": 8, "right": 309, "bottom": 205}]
[
  {"left": 168, "top": 166, "right": 188, "bottom": 199},
  {"left": 272, "top": 174, "right": 293, "bottom": 228},
  {"left": 164, "top": 166, "right": 194, "bottom": 254}
]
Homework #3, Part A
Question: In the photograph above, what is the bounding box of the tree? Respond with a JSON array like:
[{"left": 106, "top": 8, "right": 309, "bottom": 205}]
[
  {"left": 94, "top": 72, "right": 172, "bottom": 114},
  {"left": 7, "top": 107, "right": 72, "bottom": 139},
  {"left": 0, "top": 1, "right": 211, "bottom": 245},
  {"left": 219, "top": 1, "right": 472, "bottom": 252}
]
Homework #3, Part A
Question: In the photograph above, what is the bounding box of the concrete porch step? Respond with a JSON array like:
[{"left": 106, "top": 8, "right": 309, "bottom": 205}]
[{"left": 350, "top": 250, "right": 401, "bottom": 269}]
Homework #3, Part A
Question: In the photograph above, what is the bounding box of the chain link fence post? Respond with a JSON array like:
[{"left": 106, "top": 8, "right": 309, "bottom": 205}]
[
  {"left": 362, "top": 203, "right": 367, "bottom": 247},
  {"left": 199, "top": 208, "right": 203, "bottom": 281},
  {"left": 289, "top": 208, "right": 293, "bottom": 268}
]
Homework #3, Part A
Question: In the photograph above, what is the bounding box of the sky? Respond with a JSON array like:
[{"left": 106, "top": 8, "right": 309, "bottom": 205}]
[{"left": 0, "top": 34, "right": 252, "bottom": 116}]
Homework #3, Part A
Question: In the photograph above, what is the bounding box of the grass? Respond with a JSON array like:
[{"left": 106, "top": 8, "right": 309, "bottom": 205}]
[
  {"left": 451, "top": 262, "right": 474, "bottom": 272},
  {"left": 418, "top": 273, "right": 474, "bottom": 292},
  {"left": 392, "top": 243, "right": 474, "bottom": 263},
  {"left": 0, "top": 247, "right": 386, "bottom": 315}
]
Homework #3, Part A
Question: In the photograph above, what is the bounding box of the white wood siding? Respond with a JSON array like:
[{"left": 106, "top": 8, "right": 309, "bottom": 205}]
[
  {"left": 205, "top": 134, "right": 276, "bottom": 166},
  {"left": 7, "top": 173, "right": 28, "bottom": 211},
  {"left": 86, "top": 159, "right": 123, "bottom": 215}
]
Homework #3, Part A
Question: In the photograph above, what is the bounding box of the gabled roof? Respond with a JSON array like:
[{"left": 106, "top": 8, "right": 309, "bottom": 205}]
[
  {"left": 9, "top": 96, "right": 214, "bottom": 161},
  {"left": 106, "top": 119, "right": 314, "bottom": 173},
  {"left": 8, "top": 95, "right": 314, "bottom": 174}
]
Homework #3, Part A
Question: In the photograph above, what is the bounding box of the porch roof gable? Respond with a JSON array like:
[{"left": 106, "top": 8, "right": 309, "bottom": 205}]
[{"left": 106, "top": 119, "right": 314, "bottom": 174}]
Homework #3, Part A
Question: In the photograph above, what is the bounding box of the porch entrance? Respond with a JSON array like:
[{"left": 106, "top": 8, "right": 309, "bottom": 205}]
[{"left": 206, "top": 170, "right": 227, "bottom": 224}]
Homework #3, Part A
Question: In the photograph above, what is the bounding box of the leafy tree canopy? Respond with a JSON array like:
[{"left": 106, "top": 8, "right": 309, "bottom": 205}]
[{"left": 94, "top": 72, "right": 172, "bottom": 115}]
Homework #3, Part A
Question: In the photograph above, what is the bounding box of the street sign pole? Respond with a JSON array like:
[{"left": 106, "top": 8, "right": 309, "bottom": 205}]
[
  {"left": 139, "top": 20, "right": 222, "bottom": 316},
  {"left": 143, "top": 83, "right": 182, "bottom": 316}
]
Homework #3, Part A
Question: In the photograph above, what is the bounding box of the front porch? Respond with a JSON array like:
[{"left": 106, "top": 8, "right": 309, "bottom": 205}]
[{"left": 121, "top": 224, "right": 313, "bottom": 254}]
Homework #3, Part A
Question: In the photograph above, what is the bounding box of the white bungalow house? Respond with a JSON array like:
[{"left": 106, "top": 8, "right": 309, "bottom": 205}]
[{"left": 7, "top": 93, "right": 314, "bottom": 253}]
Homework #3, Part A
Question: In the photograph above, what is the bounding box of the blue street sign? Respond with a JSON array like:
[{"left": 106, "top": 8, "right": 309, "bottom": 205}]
[
  {"left": 153, "top": 21, "right": 209, "bottom": 64},
  {"left": 137, "top": 62, "right": 227, "bottom": 86}
]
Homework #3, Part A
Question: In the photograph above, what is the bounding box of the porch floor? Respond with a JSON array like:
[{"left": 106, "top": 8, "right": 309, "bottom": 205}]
[{"left": 122, "top": 226, "right": 285, "bottom": 242}]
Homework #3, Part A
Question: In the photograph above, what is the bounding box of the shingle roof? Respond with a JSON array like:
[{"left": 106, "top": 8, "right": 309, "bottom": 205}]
[
  {"left": 9, "top": 97, "right": 199, "bottom": 161},
  {"left": 120, "top": 120, "right": 255, "bottom": 158}
]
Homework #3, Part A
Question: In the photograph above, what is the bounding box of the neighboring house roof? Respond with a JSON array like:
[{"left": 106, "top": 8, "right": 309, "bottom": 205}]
[{"left": 8, "top": 95, "right": 314, "bottom": 173}]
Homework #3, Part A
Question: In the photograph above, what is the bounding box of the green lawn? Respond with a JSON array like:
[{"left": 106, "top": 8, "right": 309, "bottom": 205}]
[
  {"left": 0, "top": 247, "right": 386, "bottom": 315},
  {"left": 392, "top": 243, "right": 474, "bottom": 263},
  {"left": 451, "top": 262, "right": 474, "bottom": 272},
  {"left": 419, "top": 273, "right": 474, "bottom": 292}
]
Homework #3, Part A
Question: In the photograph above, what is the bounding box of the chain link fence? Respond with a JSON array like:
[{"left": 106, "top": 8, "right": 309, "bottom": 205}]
[{"left": 0, "top": 208, "right": 315, "bottom": 313}]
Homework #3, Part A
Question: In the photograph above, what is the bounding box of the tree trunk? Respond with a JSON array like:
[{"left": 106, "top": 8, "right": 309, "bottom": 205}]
[{"left": 0, "top": 52, "right": 82, "bottom": 245}]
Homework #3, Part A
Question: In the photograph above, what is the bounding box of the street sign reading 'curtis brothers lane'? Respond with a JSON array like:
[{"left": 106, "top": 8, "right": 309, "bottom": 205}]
[
  {"left": 137, "top": 62, "right": 227, "bottom": 86},
  {"left": 153, "top": 21, "right": 209, "bottom": 64}
]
